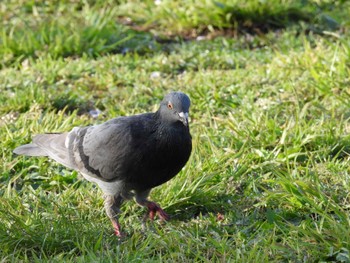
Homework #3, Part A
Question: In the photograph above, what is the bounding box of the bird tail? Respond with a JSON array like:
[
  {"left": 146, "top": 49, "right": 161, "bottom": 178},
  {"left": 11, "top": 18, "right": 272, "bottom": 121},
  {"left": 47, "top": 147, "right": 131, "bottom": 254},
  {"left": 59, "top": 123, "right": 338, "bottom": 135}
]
[
  {"left": 14, "top": 133, "right": 75, "bottom": 169},
  {"left": 13, "top": 144, "right": 48, "bottom": 156}
]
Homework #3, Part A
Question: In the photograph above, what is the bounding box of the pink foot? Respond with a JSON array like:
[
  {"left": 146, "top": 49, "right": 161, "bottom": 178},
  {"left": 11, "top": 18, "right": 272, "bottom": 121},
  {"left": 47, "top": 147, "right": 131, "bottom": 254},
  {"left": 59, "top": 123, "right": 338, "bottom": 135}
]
[
  {"left": 111, "top": 220, "right": 125, "bottom": 237},
  {"left": 146, "top": 202, "right": 170, "bottom": 221}
]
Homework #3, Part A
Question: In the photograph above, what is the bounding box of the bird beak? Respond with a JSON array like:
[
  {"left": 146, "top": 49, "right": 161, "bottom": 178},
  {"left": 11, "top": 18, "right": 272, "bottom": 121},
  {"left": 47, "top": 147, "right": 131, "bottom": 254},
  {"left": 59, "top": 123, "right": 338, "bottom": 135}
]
[{"left": 178, "top": 112, "right": 189, "bottom": 126}]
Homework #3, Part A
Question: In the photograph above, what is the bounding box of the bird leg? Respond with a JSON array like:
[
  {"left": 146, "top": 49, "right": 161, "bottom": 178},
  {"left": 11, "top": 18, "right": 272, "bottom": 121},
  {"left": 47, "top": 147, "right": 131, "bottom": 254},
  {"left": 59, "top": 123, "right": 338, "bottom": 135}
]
[
  {"left": 104, "top": 194, "right": 124, "bottom": 237},
  {"left": 135, "top": 190, "right": 170, "bottom": 221}
]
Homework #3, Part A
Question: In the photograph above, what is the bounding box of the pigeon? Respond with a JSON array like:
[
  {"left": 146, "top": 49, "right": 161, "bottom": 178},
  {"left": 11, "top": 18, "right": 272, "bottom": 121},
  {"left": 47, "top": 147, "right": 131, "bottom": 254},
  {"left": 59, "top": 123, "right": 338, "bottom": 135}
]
[{"left": 13, "top": 92, "right": 192, "bottom": 236}]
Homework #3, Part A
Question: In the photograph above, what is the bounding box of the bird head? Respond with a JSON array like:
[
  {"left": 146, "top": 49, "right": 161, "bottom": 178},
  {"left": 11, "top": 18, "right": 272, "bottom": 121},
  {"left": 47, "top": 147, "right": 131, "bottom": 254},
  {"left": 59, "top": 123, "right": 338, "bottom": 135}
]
[{"left": 158, "top": 92, "right": 191, "bottom": 127}]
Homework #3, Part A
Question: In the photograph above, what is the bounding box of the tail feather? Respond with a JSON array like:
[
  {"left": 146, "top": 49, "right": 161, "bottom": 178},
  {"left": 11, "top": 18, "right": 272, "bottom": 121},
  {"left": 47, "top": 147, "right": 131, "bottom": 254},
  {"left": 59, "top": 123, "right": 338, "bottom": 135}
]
[
  {"left": 14, "top": 132, "right": 76, "bottom": 170},
  {"left": 13, "top": 144, "right": 48, "bottom": 156}
]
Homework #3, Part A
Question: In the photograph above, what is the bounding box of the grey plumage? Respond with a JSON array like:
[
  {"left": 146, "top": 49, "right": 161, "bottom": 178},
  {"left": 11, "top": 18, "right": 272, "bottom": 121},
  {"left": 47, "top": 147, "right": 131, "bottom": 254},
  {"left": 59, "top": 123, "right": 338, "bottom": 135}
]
[
  {"left": 14, "top": 133, "right": 75, "bottom": 169},
  {"left": 13, "top": 92, "right": 192, "bottom": 236},
  {"left": 13, "top": 143, "right": 47, "bottom": 156}
]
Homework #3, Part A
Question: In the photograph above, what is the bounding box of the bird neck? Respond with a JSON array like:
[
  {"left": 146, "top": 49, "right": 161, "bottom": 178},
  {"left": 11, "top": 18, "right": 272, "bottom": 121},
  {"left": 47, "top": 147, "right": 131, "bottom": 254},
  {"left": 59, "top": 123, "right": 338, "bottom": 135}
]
[{"left": 154, "top": 110, "right": 184, "bottom": 134}]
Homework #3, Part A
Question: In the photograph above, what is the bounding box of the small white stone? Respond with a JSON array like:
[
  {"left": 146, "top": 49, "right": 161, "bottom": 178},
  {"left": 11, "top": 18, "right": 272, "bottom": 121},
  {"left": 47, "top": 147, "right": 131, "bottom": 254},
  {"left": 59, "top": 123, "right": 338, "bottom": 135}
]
[
  {"left": 89, "top": 109, "right": 102, "bottom": 118},
  {"left": 150, "top": 71, "right": 161, "bottom": 79}
]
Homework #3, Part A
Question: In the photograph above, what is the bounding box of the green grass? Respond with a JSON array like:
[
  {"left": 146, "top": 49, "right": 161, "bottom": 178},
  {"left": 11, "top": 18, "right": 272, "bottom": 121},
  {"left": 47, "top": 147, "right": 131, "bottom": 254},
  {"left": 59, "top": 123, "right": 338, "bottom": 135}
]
[
  {"left": 1, "top": 0, "right": 350, "bottom": 262},
  {"left": 117, "top": 0, "right": 347, "bottom": 35}
]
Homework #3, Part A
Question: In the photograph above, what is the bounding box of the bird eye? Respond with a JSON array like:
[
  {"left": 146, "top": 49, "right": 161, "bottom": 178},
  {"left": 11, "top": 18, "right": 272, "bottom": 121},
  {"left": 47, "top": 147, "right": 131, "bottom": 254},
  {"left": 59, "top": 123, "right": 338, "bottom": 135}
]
[{"left": 167, "top": 102, "right": 173, "bottom": 109}]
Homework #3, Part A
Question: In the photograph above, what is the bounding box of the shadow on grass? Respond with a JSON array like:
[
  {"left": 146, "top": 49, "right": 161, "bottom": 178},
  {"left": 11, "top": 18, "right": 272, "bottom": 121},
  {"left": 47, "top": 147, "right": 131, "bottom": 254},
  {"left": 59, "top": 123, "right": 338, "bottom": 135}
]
[
  {"left": 165, "top": 192, "right": 236, "bottom": 223},
  {"left": 208, "top": 1, "right": 340, "bottom": 35}
]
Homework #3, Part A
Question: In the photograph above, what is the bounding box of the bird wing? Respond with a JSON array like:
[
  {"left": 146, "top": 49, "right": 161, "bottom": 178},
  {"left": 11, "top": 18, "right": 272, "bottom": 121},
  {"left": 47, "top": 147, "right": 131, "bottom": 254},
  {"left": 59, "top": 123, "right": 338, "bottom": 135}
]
[
  {"left": 14, "top": 114, "right": 155, "bottom": 183},
  {"left": 69, "top": 116, "right": 145, "bottom": 182}
]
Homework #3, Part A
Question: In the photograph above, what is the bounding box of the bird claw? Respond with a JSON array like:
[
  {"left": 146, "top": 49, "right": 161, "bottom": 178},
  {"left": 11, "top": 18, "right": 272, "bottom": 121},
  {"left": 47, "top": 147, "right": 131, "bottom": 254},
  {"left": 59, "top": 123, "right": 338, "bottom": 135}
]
[{"left": 146, "top": 202, "right": 170, "bottom": 221}]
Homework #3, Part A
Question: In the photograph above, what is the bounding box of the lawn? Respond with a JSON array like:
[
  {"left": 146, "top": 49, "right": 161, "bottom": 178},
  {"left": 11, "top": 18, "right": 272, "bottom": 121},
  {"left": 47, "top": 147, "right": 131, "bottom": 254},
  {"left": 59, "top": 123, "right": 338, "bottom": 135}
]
[{"left": 1, "top": 0, "right": 350, "bottom": 262}]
